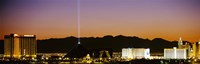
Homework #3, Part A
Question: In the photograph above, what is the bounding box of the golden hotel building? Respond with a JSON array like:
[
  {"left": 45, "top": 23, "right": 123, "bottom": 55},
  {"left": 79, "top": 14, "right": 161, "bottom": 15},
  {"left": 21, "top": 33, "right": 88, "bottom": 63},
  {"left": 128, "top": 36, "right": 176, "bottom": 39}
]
[{"left": 4, "top": 34, "right": 37, "bottom": 58}]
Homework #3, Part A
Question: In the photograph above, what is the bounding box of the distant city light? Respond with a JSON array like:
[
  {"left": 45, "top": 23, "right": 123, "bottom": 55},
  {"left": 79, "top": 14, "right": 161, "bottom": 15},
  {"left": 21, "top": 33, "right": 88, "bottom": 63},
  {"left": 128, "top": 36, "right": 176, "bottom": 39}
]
[
  {"left": 14, "top": 34, "right": 19, "bottom": 37},
  {"left": 23, "top": 35, "right": 35, "bottom": 37},
  {"left": 198, "top": 40, "right": 200, "bottom": 44}
]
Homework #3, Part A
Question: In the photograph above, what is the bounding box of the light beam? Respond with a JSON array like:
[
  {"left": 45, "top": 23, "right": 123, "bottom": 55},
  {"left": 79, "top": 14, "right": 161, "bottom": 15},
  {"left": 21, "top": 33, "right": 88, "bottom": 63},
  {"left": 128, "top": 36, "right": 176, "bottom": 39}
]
[{"left": 77, "top": 0, "right": 81, "bottom": 44}]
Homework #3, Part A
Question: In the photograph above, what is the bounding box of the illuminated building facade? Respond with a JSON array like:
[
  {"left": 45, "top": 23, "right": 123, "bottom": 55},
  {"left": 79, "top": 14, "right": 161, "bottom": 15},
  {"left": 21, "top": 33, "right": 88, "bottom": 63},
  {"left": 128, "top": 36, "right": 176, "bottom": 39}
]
[
  {"left": 4, "top": 34, "right": 37, "bottom": 58},
  {"left": 122, "top": 48, "right": 150, "bottom": 59},
  {"left": 122, "top": 48, "right": 133, "bottom": 59},
  {"left": 133, "top": 48, "right": 150, "bottom": 59},
  {"left": 178, "top": 37, "right": 183, "bottom": 48},
  {"left": 164, "top": 47, "right": 187, "bottom": 59},
  {"left": 177, "top": 37, "right": 192, "bottom": 58},
  {"left": 112, "top": 52, "right": 122, "bottom": 59},
  {"left": 4, "top": 34, "right": 20, "bottom": 58},
  {"left": 192, "top": 41, "right": 200, "bottom": 58}
]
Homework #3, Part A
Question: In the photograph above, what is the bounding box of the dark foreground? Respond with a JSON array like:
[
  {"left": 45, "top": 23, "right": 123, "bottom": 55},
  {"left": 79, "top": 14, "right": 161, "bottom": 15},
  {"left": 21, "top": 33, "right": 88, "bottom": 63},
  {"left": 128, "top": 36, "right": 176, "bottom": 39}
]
[
  {"left": 112, "top": 59, "right": 192, "bottom": 64},
  {"left": 0, "top": 59, "right": 197, "bottom": 64}
]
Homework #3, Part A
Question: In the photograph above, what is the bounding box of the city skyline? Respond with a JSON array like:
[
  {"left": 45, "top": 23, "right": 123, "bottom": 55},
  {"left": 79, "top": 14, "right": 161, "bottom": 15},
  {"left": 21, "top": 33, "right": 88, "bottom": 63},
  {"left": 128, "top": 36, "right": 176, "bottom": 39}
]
[{"left": 1, "top": 0, "right": 200, "bottom": 42}]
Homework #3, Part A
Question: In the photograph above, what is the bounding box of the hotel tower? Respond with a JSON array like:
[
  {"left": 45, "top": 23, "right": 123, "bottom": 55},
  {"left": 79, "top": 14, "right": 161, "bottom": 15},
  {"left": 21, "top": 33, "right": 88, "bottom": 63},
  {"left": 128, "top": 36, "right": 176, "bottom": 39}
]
[{"left": 4, "top": 34, "right": 37, "bottom": 58}]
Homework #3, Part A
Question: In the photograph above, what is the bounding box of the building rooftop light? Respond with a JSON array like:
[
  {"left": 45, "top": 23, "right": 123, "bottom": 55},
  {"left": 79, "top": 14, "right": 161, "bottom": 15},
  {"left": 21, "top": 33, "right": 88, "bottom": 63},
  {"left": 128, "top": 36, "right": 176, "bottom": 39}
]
[
  {"left": 14, "top": 34, "right": 19, "bottom": 37},
  {"left": 23, "top": 35, "right": 35, "bottom": 37}
]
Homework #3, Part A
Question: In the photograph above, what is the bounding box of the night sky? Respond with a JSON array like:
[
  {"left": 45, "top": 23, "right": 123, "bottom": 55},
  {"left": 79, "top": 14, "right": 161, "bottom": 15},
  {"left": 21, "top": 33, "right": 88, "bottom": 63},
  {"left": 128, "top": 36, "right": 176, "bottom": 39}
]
[{"left": 1, "top": 0, "right": 200, "bottom": 42}]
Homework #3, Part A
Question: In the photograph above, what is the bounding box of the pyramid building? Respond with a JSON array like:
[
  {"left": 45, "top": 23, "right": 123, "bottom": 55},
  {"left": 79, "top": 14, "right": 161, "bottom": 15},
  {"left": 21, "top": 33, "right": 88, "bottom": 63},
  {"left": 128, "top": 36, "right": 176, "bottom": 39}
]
[{"left": 63, "top": 42, "right": 89, "bottom": 59}]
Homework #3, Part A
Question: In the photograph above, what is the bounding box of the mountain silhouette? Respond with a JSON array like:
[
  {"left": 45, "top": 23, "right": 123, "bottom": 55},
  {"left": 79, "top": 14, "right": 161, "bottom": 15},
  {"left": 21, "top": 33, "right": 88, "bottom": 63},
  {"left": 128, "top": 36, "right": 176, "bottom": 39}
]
[
  {"left": 0, "top": 40, "right": 3, "bottom": 54},
  {"left": 37, "top": 35, "right": 179, "bottom": 54},
  {"left": 0, "top": 35, "right": 189, "bottom": 54}
]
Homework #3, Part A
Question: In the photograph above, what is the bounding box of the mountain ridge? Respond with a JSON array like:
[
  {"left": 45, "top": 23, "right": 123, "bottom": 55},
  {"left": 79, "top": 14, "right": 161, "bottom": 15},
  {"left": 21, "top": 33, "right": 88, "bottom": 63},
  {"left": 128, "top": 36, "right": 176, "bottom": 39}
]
[{"left": 0, "top": 35, "right": 192, "bottom": 54}]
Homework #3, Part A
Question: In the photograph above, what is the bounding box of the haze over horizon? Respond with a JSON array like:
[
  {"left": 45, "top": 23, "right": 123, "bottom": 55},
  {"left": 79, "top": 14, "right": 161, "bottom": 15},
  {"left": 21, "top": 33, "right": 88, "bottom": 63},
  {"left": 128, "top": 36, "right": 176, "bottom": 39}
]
[{"left": 1, "top": 0, "right": 200, "bottom": 42}]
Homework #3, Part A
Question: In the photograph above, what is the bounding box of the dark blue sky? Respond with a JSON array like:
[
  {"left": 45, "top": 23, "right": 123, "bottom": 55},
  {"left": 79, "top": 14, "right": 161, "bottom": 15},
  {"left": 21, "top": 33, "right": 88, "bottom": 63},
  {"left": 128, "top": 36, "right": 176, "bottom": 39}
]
[{"left": 1, "top": 0, "right": 200, "bottom": 42}]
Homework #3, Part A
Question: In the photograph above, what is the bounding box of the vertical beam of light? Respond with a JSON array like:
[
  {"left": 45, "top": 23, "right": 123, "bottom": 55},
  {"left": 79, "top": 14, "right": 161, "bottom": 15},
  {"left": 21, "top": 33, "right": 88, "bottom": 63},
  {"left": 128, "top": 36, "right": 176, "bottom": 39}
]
[{"left": 77, "top": 0, "right": 81, "bottom": 44}]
